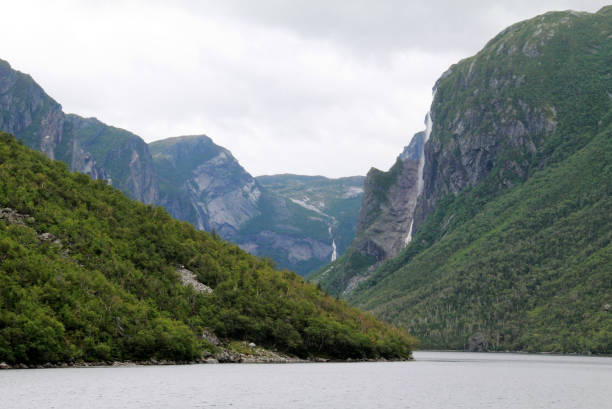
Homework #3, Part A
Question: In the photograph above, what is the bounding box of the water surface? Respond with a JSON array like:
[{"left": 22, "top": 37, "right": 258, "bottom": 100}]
[{"left": 1, "top": 351, "right": 610, "bottom": 408}]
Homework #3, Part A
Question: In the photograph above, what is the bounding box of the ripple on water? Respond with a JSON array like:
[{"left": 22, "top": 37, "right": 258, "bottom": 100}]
[{"left": 1, "top": 352, "right": 611, "bottom": 409}]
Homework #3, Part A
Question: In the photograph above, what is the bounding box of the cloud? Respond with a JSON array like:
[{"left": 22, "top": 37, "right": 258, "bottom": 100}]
[{"left": 1, "top": 0, "right": 607, "bottom": 177}]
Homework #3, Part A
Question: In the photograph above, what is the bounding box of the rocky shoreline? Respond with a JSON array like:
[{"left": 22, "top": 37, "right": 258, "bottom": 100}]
[
  {"left": 0, "top": 340, "right": 408, "bottom": 369},
  {"left": 0, "top": 356, "right": 404, "bottom": 370}
]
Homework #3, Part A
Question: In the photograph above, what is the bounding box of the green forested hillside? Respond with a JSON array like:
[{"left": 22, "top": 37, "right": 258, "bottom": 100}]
[
  {"left": 350, "top": 126, "right": 611, "bottom": 353},
  {"left": 316, "top": 7, "right": 612, "bottom": 354},
  {"left": 0, "top": 133, "right": 415, "bottom": 365}
]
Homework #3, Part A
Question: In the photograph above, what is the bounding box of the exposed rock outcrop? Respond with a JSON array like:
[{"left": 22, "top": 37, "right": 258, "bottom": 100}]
[
  {"left": 212, "top": 342, "right": 309, "bottom": 364},
  {"left": 150, "top": 135, "right": 262, "bottom": 236},
  {"left": 352, "top": 131, "right": 424, "bottom": 263},
  {"left": 0, "top": 207, "right": 28, "bottom": 226},
  {"left": 0, "top": 59, "right": 159, "bottom": 204},
  {"left": 151, "top": 135, "right": 364, "bottom": 276},
  {"left": 311, "top": 132, "right": 425, "bottom": 294},
  {"left": 201, "top": 328, "right": 220, "bottom": 346},
  {"left": 468, "top": 333, "right": 487, "bottom": 352},
  {"left": 177, "top": 267, "right": 213, "bottom": 294}
]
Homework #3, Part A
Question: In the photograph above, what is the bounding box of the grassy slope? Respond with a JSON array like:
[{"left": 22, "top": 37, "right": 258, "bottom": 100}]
[
  {"left": 149, "top": 135, "right": 222, "bottom": 197},
  {"left": 0, "top": 133, "right": 415, "bottom": 365},
  {"left": 332, "top": 7, "right": 612, "bottom": 353},
  {"left": 349, "top": 126, "right": 611, "bottom": 353}
]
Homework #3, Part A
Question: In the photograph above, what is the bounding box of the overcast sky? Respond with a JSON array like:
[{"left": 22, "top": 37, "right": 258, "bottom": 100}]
[{"left": 2, "top": 0, "right": 607, "bottom": 177}]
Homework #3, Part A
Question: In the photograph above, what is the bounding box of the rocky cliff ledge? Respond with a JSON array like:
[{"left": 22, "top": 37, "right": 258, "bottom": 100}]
[{"left": 0, "top": 59, "right": 159, "bottom": 204}]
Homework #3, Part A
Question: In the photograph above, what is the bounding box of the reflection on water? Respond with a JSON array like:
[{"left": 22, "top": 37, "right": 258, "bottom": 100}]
[{"left": 1, "top": 352, "right": 611, "bottom": 409}]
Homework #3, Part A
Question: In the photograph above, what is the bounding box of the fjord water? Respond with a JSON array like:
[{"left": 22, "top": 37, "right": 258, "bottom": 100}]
[{"left": 2, "top": 352, "right": 611, "bottom": 408}]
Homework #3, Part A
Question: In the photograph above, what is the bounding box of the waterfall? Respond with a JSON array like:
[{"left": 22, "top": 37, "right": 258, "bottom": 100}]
[
  {"left": 404, "top": 219, "right": 414, "bottom": 245},
  {"left": 416, "top": 111, "right": 433, "bottom": 195},
  {"left": 405, "top": 94, "right": 435, "bottom": 244},
  {"left": 331, "top": 239, "right": 337, "bottom": 262}
]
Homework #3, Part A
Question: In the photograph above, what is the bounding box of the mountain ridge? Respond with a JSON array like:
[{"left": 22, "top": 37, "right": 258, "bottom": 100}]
[
  {"left": 0, "top": 60, "right": 364, "bottom": 276},
  {"left": 150, "top": 134, "right": 365, "bottom": 276},
  {"left": 0, "top": 131, "right": 416, "bottom": 364},
  {"left": 0, "top": 58, "right": 159, "bottom": 204},
  {"left": 313, "top": 6, "right": 612, "bottom": 353}
]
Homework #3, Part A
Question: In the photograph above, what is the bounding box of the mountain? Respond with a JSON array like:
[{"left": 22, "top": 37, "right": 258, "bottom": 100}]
[
  {"left": 0, "top": 132, "right": 415, "bottom": 365},
  {"left": 150, "top": 135, "right": 364, "bottom": 276},
  {"left": 0, "top": 60, "right": 362, "bottom": 276},
  {"left": 150, "top": 135, "right": 262, "bottom": 236},
  {"left": 0, "top": 59, "right": 158, "bottom": 204},
  {"left": 311, "top": 132, "right": 425, "bottom": 294},
  {"left": 314, "top": 7, "right": 612, "bottom": 354},
  {"left": 256, "top": 173, "right": 365, "bottom": 259}
]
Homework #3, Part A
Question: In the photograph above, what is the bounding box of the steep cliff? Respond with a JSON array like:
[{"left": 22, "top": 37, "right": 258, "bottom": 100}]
[
  {"left": 310, "top": 132, "right": 424, "bottom": 294},
  {"left": 150, "top": 135, "right": 261, "bottom": 236},
  {"left": 0, "top": 59, "right": 159, "bottom": 203},
  {"left": 0, "top": 59, "right": 361, "bottom": 275},
  {"left": 354, "top": 131, "right": 425, "bottom": 260},
  {"left": 150, "top": 135, "right": 361, "bottom": 276},
  {"left": 320, "top": 7, "right": 612, "bottom": 353}
]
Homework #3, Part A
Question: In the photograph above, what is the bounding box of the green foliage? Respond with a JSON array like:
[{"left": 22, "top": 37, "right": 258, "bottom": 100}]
[
  {"left": 0, "top": 133, "right": 415, "bottom": 364},
  {"left": 318, "top": 8, "right": 612, "bottom": 354},
  {"left": 150, "top": 135, "right": 225, "bottom": 197},
  {"left": 366, "top": 159, "right": 404, "bottom": 205},
  {"left": 349, "top": 125, "right": 612, "bottom": 354},
  {"left": 310, "top": 248, "right": 377, "bottom": 296}
]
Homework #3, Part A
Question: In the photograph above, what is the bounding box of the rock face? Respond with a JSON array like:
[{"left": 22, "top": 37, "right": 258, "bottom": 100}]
[
  {"left": 0, "top": 59, "right": 159, "bottom": 204},
  {"left": 353, "top": 132, "right": 424, "bottom": 263},
  {"left": 177, "top": 267, "right": 213, "bottom": 294},
  {"left": 0, "top": 60, "right": 64, "bottom": 158},
  {"left": 310, "top": 132, "right": 424, "bottom": 294},
  {"left": 413, "top": 54, "right": 557, "bottom": 232},
  {"left": 150, "top": 135, "right": 364, "bottom": 276},
  {"left": 150, "top": 135, "right": 261, "bottom": 236},
  {"left": 468, "top": 333, "right": 487, "bottom": 352},
  {"left": 0, "top": 207, "right": 28, "bottom": 226},
  {"left": 0, "top": 59, "right": 363, "bottom": 276},
  {"left": 332, "top": 7, "right": 612, "bottom": 353},
  {"left": 256, "top": 174, "right": 365, "bottom": 260}
]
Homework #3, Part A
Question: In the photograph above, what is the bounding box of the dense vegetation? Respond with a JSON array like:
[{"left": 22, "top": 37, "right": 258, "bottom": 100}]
[
  {"left": 0, "top": 133, "right": 415, "bottom": 365},
  {"left": 314, "top": 7, "right": 612, "bottom": 354},
  {"left": 351, "top": 127, "right": 611, "bottom": 353}
]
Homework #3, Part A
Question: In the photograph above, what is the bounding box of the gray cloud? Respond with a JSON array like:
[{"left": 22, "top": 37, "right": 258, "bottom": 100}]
[
  {"left": 183, "top": 0, "right": 607, "bottom": 53},
  {"left": 2, "top": 0, "right": 607, "bottom": 177}
]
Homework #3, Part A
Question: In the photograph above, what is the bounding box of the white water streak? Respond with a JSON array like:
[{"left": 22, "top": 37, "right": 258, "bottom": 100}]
[
  {"left": 331, "top": 239, "right": 337, "bottom": 262},
  {"left": 404, "top": 219, "right": 414, "bottom": 245},
  {"left": 405, "top": 90, "right": 436, "bottom": 244}
]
